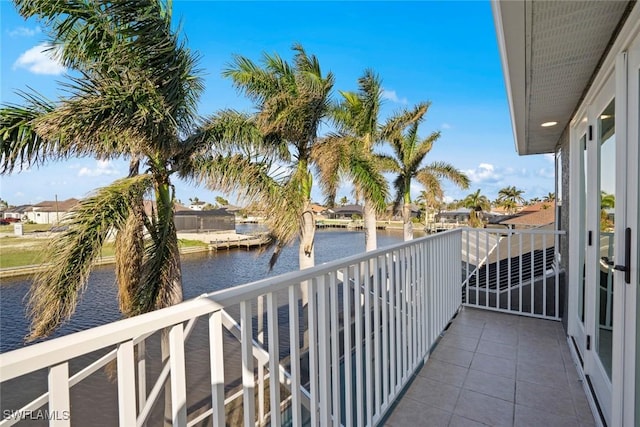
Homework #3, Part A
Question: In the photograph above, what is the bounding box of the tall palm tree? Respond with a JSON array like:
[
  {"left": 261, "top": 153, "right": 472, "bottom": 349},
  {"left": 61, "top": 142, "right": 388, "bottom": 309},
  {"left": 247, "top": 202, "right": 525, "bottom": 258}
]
[
  {"left": 222, "top": 45, "right": 338, "bottom": 270},
  {"left": 463, "top": 189, "right": 491, "bottom": 228},
  {"left": 377, "top": 103, "right": 470, "bottom": 240},
  {"left": 313, "top": 69, "right": 388, "bottom": 251},
  {"left": 544, "top": 192, "right": 556, "bottom": 202},
  {"left": 497, "top": 185, "right": 525, "bottom": 214},
  {"left": 0, "top": 0, "right": 266, "bottom": 340}
]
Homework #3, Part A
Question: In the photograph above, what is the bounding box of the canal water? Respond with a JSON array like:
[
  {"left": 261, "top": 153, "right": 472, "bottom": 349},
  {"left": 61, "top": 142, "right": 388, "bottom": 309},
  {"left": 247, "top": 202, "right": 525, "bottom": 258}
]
[{"left": 1, "top": 226, "right": 415, "bottom": 426}]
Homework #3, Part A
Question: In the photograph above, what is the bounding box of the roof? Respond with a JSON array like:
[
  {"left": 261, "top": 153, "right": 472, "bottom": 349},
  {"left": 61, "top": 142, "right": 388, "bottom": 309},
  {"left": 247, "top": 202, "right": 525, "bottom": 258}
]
[
  {"left": 4, "top": 204, "right": 32, "bottom": 213},
  {"left": 492, "top": 0, "right": 633, "bottom": 154},
  {"left": 31, "top": 198, "right": 80, "bottom": 212},
  {"left": 500, "top": 207, "right": 555, "bottom": 226},
  {"left": 520, "top": 201, "right": 554, "bottom": 213},
  {"left": 333, "top": 204, "right": 363, "bottom": 214}
]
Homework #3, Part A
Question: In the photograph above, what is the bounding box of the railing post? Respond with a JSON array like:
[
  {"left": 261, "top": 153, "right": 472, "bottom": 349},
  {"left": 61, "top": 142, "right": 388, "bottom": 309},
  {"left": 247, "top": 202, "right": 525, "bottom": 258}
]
[
  {"left": 288, "top": 285, "right": 302, "bottom": 427},
  {"left": 48, "top": 363, "right": 71, "bottom": 427},
  {"left": 209, "top": 311, "right": 225, "bottom": 427},
  {"left": 240, "top": 301, "right": 255, "bottom": 427},
  {"left": 117, "top": 340, "right": 137, "bottom": 426},
  {"left": 168, "top": 324, "right": 187, "bottom": 427},
  {"left": 266, "top": 292, "right": 281, "bottom": 427},
  {"left": 136, "top": 340, "right": 147, "bottom": 420}
]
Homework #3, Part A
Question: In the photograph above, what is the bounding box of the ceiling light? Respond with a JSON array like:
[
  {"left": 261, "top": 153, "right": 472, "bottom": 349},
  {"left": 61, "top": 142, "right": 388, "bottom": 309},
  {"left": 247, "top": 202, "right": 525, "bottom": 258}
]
[
  {"left": 541, "top": 121, "right": 558, "bottom": 127},
  {"left": 600, "top": 114, "right": 612, "bottom": 119}
]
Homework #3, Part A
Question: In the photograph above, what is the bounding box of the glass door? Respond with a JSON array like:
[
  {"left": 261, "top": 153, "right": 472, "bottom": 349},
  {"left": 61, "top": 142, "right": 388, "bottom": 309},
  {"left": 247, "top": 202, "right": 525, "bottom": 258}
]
[
  {"left": 573, "top": 122, "right": 588, "bottom": 359},
  {"left": 582, "top": 74, "right": 616, "bottom": 424}
]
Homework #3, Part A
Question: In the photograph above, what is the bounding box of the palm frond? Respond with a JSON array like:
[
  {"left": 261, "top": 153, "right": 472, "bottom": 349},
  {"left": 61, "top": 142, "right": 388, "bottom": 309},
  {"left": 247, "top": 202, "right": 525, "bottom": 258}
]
[
  {"left": 0, "top": 90, "right": 56, "bottom": 173},
  {"left": 26, "top": 175, "right": 154, "bottom": 340}
]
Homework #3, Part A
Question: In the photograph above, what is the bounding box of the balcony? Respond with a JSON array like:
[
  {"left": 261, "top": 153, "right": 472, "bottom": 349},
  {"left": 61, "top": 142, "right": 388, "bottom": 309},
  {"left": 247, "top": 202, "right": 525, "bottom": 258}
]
[
  {"left": 0, "top": 227, "right": 593, "bottom": 427},
  {"left": 385, "top": 308, "right": 595, "bottom": 427}
]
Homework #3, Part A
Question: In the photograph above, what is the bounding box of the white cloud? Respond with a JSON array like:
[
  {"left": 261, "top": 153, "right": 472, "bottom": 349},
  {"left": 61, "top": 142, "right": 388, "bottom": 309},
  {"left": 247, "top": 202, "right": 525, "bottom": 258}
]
[
  {"left": 441, "top": 123, "right": 452, "bottom": 130},
  {"left": 537, "top": 168, "right": 555, "bottom": 179},
  {"left": 78, "top": 160, "right": 119, "bottom": 177},
  {"left": 464, "top": 163, "right": 502, "bottom": 184},
  {"left": 8, "top": 26, "right": 41, "bottom": 38},
  {"left": 543, "top": 153, "right": 555, "bottom": 163},
  {"left": 381, "top": 89, "right": 408, "bottom": 105},
  {"left": 13, "top": 43, "right": 66, "bottom": 75}
]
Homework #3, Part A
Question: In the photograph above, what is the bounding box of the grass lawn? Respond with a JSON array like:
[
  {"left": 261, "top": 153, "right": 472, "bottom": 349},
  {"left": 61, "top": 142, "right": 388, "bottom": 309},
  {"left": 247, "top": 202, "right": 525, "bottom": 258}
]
[
  {"left": 0, "top": 223, "right": 53, "bottom": 234},
  {"left": 0, "top": 236, "right": 208, "bottom": 269}
]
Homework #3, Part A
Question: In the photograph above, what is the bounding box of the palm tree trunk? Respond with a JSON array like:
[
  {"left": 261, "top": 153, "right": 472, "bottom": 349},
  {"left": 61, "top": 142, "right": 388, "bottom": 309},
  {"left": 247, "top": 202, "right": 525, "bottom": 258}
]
[
  {"left": 363, "top": 200, "right": 378, "bottom": 251},
  {"left": 299, "top": 202, "right": 315, "bottom": 305},
  {"left": 403, "top": 203, "right": 413, "bottom": 241}
]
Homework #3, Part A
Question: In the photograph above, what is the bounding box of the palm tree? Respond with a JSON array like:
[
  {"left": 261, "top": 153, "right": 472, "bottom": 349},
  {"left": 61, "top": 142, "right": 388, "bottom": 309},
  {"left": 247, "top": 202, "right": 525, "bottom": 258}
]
[
  {"left": 0, "top": 1, "right": 266, "bottom": 340},
  {"left": 377, "top": 103, "right": 470, "bottom": 240},
  {"left": 544, "top": 192, "right": 556, "bottom": 202},
  {"left": 313, "top": 70, "right": 389, "bottom": 251},
  {"left": 463, "top": 189, "right": 491, "bottom": 227},
  {"left": 496, "top": 185, "right": 525, "bottom": 214},
  {"left": 222, "top": 45, "right": 338, "bottom": 270},
  {"left": 416, "top": 187, "right": 444, "bottom": 226}
]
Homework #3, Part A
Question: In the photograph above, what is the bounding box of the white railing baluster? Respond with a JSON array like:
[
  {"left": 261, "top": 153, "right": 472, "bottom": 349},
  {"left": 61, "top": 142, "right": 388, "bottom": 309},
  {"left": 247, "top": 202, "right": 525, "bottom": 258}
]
[
  {"left": 373, "top": 256, "right": 381, "bottom": 420},
  {"left": 475, "top": 229, "right": 480, "bottom": 306},
  {"left": 266, "top": 292, "right": 281, "bottom": 427},
  {"left": 381, "top": 255, "right": 389, "bottom": 410},
  {"left": 169, "top": 323, "right": 187, "bottom": 427},
  {"left": 507, "top": 230, "right": 512, "bottom": 311},
  {"left": 364, "top": 259, "right": 373, "bottom": 426},
  {"left": 48, "top": 363, "right": 71, "bottom": 427},
  {"left": 530, "top": 233, "right": 535, "bottom": 315},
  {"left": 317, "top": 275, "right": 331, "bottom": 426},
  {"left": 329, "top": 272, "right": 341, "bottom": 427},
  {"left": 288, "top": 285, "right": 302, "bottom": 427},
  {"left": 543, "top": 233, "right": 548, "bottom": 317},
  {"left": 519, "top": 233, "right": 523, "bottom": 313},
  {"left": 240, "top": 301, "right": 255, "bottom": 427},
  {"left": 136, "top": 340, "right": 146, "bottom": 415},
  {"left": 389, "top": 251, "right": 398, "bottom": 398},
  {"left": 497, "top": 231, "right": 501, "bottom": 310},
  {"left": 308, "top": 277, "right": 319, "bottom": 427},
  {"left": 117, "top": 340, "right": 137, "bottom": 426},
  {"left": 209, "top": 311, "right": 225, "bottom": 427},
  {"left": 342, "top": 267, "right": 353, "bottom": 427},
  {"left": 354, "top": 262, "right": 364, "bottom": 427}
]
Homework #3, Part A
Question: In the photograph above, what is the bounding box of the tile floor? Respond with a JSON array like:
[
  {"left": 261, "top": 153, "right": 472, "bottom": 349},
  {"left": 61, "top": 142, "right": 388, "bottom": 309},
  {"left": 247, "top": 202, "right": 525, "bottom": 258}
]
[{"left": 385, "top": 307, "right": 596, "bottom": 427}]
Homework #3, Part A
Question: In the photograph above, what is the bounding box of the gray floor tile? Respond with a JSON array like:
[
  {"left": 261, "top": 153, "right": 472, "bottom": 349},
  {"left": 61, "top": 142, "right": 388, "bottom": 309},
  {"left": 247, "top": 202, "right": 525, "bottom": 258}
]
[
  {"left": 517, "top": 345, "right": 565, "bottom": 371},
  {"left": 481, "top": 328, "right": 519, "bottom": 346},
  {"left": 449, "top": 414, "right": 490, "bottom": 427},
  {"left": 514, "top": 403, "right": 579, "bottom": 427},
  {"left": 476, "top": 339, "right": 517, "bottom": 361},
  {"left": 420, "top": 359, "right": 469, "bottom": 387},
  {"left": 463, "top": 369, "right": 515, "bottom": 402},
  {"left": 386, "top": 398, "right": 452, "bottom": 427},
  {"left": 516, "top": 360, "right": 569, "bottom": 390},
  {"left": 440, "top": 332, "right": 480, "bottom": 352},
  {"left": 454, "top": 389, "right": 514, "bottom": 427},
  {"left": 405, "top": 376, "right": 461, "bottom": 412},
  {"left": 470, "top": 353, "right": 516, "bottom": 379},
  {"left": 432, "top": 343, "right": 475, "bottom": 368},
  {"left": 515, "top": 380, "right": 576, "bottom": 417}
]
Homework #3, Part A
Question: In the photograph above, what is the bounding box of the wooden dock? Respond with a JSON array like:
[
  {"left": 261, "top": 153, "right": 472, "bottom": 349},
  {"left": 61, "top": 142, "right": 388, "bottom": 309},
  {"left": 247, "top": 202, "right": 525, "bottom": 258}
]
[{"left": 208, "top": 234, "right": 270, "bottom": 251}]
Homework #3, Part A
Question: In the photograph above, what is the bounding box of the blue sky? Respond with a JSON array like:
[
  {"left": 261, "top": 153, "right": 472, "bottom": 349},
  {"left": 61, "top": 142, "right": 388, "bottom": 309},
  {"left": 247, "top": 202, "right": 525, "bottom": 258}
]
[{"left": 0, "top": 1, "right": 555, "bottom": 207}]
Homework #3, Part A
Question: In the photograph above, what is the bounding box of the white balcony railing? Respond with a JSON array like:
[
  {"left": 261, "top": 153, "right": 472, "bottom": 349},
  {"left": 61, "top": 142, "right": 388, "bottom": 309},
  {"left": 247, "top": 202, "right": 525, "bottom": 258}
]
[{"left": 0, "top": 227, "right": 562, "bottom": 427}]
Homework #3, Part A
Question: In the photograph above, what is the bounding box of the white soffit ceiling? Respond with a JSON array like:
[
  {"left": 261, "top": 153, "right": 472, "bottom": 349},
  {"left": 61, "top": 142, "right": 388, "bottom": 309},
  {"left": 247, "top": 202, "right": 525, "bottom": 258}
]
[{"left": 494, "top": 0, "right": 631, "bottom": 155}]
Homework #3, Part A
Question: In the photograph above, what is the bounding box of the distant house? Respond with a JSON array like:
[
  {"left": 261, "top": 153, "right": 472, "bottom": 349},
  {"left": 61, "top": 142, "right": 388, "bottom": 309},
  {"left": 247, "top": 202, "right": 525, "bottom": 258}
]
[
  {"left": 435, "top": 208, "right": 472, "bottom": 224},
  {"left": 143, "top": 200, "right": 234, "bottom": 232},
  {"left": 26, "top": 198, "right": 80, "bottom": 224},
  {"left": 385, "top": 204, "right": 421, "bottom": 220},
  {"left": 330, "top": 204, "right": 363, "bottom": 219},
  {"left": 3, "top": 205, "right": 32, "bottom": 220}
]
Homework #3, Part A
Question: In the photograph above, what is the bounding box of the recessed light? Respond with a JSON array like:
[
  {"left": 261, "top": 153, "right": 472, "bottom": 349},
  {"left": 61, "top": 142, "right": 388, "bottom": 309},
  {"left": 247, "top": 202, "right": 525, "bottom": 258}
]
[
  {"left": 541, "top": 121, "right": 558, "bottom": 127},
  {"left": 600, "top": 114, "right": 612, "bottom": 119}
]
